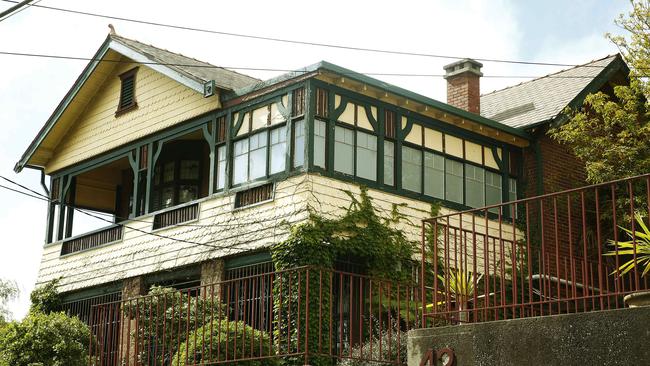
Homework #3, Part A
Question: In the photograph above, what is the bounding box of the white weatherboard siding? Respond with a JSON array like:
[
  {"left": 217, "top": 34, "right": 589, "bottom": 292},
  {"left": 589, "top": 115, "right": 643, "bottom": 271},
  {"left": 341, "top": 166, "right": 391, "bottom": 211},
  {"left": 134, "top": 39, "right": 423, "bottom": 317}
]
[{"left": 37, "top": 174, "right": 521, "bottom": 293}]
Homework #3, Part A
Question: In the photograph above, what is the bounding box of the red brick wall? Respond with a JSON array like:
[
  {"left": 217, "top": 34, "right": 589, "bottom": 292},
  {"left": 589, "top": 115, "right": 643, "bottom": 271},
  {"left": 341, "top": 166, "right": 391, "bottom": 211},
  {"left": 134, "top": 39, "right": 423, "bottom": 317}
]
[
  {"left": 446, "top": 73, "right": 480, "bottom": 114},
  {"left": 522, "top": 129, "right": 591, "bottom": 279}
]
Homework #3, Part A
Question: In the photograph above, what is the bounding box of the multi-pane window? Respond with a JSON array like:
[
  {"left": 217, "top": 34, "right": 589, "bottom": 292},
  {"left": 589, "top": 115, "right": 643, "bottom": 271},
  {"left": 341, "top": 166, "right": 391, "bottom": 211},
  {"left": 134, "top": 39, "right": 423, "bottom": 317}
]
[
  {"left": 402, "top": 146, "right": 422, "bottom": 192},
  {"left": 424, "top": 152, "right": 444, "bottom": 198},
  {"left": 485, "top": 170, "right": 502, "bottom": 208},
  {"left": 233, "top": 126, "right": 286, "bottom": 186},
  {"left": 334, "top": 126, "right": 354, "bottom": 175},
  {"left": 356, "top": 131, "right": 377, "bottom": 181},
  {"left": 151, "top": 141, "right": 203, "bottom": 211},
  {"left": 314, "top": 120, "right": 327, "bottom": 169},
  {"left": 465, "top": 164, "right": 485, "bottom": 208},
  {"left": 216, "top": 145, "right": 226, "bottom": 190},
  {"left": 293, "top": 120, "right": 305, "bottom": 168},
  {"left": 384, "top": 140, "right": 395, "bottom": 186},
  {"left": 445, "top": 159, "right": 463, "bottom": 204},
  {"left": 269, "top": 126, "right": 287, "bottom": 174}
]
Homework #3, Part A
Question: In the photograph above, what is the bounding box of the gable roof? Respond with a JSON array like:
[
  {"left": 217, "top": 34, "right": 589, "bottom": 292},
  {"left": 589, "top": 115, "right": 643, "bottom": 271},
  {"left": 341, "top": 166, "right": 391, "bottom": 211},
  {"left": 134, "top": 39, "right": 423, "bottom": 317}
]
[
  {"left": 110, "top": 35, "right": 260, "bottom": 90},
  {"left": 480, "top": 54, "right": 628, "bottom": 130},
  {"left": 15, "top": 34, "right": 260, "bottom": 173}
]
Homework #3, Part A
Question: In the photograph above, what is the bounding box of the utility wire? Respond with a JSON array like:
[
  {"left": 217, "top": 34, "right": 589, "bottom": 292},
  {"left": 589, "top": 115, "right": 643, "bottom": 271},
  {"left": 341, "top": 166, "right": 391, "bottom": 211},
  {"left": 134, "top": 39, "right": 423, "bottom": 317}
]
[
  {"left": 0, "top": 50, "right": 641, "bottom": 79},
  {"left": 0, "top": 0, "right": 623, "bottom": 69},
  {"left": 0, "top": 175, "right": 300, "bottom": 229},
  {"left": 0, "top": 176, "right": 255, "bottom": 251},
  {"left": 0, "top": 0, "right": 34, "bottom": 22}
]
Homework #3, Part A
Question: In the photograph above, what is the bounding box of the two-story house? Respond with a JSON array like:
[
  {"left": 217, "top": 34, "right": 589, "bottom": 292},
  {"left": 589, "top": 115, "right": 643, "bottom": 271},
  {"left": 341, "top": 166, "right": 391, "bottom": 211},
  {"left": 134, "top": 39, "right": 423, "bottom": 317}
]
[{"left": 17, "top": 32, "right": 627, "bottom": 326}]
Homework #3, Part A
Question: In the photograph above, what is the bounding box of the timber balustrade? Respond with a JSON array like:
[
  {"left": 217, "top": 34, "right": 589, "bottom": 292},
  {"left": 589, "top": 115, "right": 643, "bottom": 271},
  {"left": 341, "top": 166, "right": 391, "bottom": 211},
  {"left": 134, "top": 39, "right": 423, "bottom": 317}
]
[
  {"left": 421, "top": 173, "right": 650, "bottom": 326},
  {"left": 60, "top": 224, "right": 123, "bottom": 255},
  {"left": 88, "top": 267, "right": 421, "bottom": 365}
]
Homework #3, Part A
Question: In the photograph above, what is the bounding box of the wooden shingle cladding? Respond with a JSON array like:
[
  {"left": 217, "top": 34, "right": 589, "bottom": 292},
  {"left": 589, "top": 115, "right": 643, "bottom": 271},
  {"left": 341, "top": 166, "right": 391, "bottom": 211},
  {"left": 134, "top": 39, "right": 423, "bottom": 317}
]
[
  {"left": 44, "top": 58, "right": 220, "bottom": 174},
  {"left": 36, "top": 174, "right": 521, "bottom": 293}
]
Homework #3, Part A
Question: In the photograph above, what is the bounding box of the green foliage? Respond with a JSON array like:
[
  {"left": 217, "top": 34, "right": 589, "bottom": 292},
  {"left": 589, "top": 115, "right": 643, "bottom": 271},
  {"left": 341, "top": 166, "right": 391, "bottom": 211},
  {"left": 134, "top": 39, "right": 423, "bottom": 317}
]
[
  {"left": 0, "top": 311, "right": 90, "bottom": 366},
  {"left": 0, "top": 279, "right": 18, "bottom": 324},
  {"left": 171, "top": 320, "right": 277, "bottom": 366},
  {"left": 551, "top": 0, "right": 649, "bottom": 184},
  {"left": 125, "top": 285, "right": 225, "bottom": 365},
  {"left": 336, "top": 320, "right": 406, "bottom": 366},
  {"left": 30, "top": 278, "right": 62, "bottom": 314},
  {"left": 272, "top": 187, "right": 417, "bottom": 281},
  {"left": 606, "top": 212, "right": 650, "bottom": 277},
  {"left": 271, "top": 187, "right": 419, "bottom": 366}
]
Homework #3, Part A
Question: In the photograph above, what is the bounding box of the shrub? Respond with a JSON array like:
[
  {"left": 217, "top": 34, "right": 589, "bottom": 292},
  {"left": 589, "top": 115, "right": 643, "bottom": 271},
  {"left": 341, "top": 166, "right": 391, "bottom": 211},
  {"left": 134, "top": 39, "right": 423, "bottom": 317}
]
[
  {"left": 124, "top": 285, "right": 225, "bottom": 365},
  {"left": 30, "top": 278, "right": 61, "bottom": 314},
  {"left": 336, "top": 321, "right": 407, "bottom": 366},
  {"left": 0, "top": 311, "right": 90, "bottom": 366},
  {"left": 172, "top": 319, "right": 278, "bottom": 366}
]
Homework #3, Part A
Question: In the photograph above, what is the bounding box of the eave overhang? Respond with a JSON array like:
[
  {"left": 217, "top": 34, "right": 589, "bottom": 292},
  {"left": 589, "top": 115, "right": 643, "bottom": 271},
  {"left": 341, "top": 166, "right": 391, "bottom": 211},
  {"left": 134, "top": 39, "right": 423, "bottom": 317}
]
[{"left": 14, "top": 35, "right": 213, "bottom": 173}]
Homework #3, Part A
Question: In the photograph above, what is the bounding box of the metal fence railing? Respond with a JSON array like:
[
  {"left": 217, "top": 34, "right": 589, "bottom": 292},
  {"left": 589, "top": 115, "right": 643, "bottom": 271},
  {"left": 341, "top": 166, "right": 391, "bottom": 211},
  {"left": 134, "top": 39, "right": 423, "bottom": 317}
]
[
  {"left": 89, "top": 266, "right": 421, "bottom": 366},
  {"left": 421, "top": 173, "right": 650, "bottom": 326}
]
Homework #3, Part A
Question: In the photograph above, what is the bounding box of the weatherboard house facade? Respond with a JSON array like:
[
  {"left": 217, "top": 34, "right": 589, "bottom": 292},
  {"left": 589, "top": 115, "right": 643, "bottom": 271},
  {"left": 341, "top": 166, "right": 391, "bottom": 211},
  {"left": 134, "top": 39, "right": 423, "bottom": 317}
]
[{"left": 15, "top": 33, "right": 627, "bottom": 321}]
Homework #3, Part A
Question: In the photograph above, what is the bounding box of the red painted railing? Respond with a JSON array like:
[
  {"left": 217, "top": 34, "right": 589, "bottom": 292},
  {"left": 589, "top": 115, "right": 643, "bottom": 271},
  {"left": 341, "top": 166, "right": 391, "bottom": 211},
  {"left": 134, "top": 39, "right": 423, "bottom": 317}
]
[
  {"left": 88, "top": 267, "right": 420, "bottom": 365},
  {"left": 420, "top": 173, "right": 650, "bottom": 326}
]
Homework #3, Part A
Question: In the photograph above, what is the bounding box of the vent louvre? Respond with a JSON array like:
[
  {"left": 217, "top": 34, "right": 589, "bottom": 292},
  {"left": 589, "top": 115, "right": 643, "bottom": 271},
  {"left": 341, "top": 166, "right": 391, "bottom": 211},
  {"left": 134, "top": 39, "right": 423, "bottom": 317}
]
[{"left": 235, "top": 183, "right": 274, "bottom": 208}]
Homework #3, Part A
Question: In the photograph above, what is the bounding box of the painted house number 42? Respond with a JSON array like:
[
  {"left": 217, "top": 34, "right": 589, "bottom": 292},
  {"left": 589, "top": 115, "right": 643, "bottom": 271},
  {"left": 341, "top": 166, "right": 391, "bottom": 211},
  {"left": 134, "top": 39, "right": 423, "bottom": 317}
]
[{"left": 419, "top": 348, "right": 455, "bottom": 366}]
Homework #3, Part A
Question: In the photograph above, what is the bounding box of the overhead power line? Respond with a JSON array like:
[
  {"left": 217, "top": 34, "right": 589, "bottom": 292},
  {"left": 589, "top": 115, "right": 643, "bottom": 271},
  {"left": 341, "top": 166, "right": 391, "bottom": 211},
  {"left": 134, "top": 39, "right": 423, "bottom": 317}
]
[
  {"left": 0, "top": 0, "right": 618, "bottom": 69},
  {"left": 0, "top": 0, "right": 34, "bottom": 21},
  {"left": 0, "top": 50, "right": 639, "bottom": 79}
]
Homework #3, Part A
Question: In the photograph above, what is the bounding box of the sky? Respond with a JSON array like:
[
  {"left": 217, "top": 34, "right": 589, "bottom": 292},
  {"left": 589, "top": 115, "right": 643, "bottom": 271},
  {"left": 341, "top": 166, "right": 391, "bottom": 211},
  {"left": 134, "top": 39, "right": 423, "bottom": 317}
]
[{"left": 0, "top": 0, "right": 632, "bottom": 319}]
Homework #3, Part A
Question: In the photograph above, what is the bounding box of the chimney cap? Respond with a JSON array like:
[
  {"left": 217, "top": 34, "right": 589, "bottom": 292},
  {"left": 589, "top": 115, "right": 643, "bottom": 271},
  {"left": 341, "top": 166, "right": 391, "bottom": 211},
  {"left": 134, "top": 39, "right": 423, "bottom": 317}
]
[{"left": 443, "top": 58, "right": 483, "bottom": 79}]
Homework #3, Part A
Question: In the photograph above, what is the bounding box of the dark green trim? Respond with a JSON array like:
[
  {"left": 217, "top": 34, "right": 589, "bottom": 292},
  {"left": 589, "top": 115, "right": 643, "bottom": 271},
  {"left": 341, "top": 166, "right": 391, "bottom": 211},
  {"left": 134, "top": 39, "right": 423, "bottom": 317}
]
[
  {"left": 60, "top": 282, "right": 123, "bottom": 303},
  {"left": 226, "top": 61, "right": 530, "bottom": 141},
  {"left": 224, "top": 250, "right": 272, "bottom": 270},
  {"left": 143, "top": 265, "right": 201, "bottom": 287}
]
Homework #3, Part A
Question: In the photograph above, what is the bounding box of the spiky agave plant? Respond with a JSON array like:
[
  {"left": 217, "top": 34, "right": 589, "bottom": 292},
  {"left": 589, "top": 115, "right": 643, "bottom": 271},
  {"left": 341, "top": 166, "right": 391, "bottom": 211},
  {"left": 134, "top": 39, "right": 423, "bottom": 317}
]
[{"left": 606, "top": 213, "right": 650, "bottom": 277}]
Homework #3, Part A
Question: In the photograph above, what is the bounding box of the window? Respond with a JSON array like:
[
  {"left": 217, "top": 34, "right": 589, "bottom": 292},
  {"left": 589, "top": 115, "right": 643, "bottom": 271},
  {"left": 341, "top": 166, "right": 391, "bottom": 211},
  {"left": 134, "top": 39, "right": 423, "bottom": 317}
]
[
  {"left": 384, "top": 140, "right": 395, "bottom": 186},
  {"left": 402, "top": 146, "right": 422, "bottom": 193},
  {"left": 293, "top": 120, "right": 305, "bottom": 168},
  {"left": 216, "top": 145, "right": 226, "bottom": 190},
  {"left": 334, "top": 126, "right": 354, "bottom": 175},
  {"left": 151, "top": 141, "right": 203, "bottom": 211},
  {"left": 356, "top": 131, "right": 377, "bottom": 181},
  {"left": 424, "top": 152, "right": 444, "bottom": 198},
  {"left": 465, "top": 164, "right": 485, "bottom": 208},
  {"left": 117, "top": 67, "right": 138, "bottom": 114},
  {"left": 486, "top": 171, "right": 502, "bottom": 210},
  {"left": 233, "top": 125, "right": 286, "bottom": 186},
  {"left": 508, "top": 177, "right": 517, "bottom": 202},
  {"left": 314, "top": 119, "right": 327, "bottom": 169},
  {"left": 269, "top": 126, "right": 287, "bottom": 174},
  {"left": 445, "top": 159, "right": 463, "bottom": 203}
]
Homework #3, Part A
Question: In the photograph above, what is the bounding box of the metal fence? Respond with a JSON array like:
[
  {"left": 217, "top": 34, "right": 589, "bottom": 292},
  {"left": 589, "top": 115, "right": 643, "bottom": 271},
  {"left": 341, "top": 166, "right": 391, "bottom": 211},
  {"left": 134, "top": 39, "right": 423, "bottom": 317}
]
[
  {"left": 421, "top": 173, "right": 650, "bottom": 326},
  {"left": 89, "top": 266, "right": 420, "bottom": 366}
]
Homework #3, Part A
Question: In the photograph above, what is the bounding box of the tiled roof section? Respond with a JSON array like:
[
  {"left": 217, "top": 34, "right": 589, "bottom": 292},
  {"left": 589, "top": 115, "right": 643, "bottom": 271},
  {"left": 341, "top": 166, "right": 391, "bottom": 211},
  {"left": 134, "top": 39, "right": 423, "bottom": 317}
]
[
  {"left": 111, "top": 34, "right": 260, "bottom": 91},
  {"left": 480, "top": 55, "right": 619, "bottom": 129}
]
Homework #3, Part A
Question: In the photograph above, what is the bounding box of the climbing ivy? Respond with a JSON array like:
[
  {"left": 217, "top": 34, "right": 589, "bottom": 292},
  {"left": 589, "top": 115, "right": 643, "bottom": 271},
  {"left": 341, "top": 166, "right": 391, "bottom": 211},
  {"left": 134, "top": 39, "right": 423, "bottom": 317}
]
[
  {"left": 270, "top": 186, "right": 429, "bottom": 365},
  {"left": 271, "top": 186, "right": 417, "bottom": 281}
]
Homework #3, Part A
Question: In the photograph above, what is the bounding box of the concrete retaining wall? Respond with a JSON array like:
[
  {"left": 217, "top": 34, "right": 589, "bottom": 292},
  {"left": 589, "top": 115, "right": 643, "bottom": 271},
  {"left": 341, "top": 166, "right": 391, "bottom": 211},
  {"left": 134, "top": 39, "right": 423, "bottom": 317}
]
[{"left": 408, "top": 307, "right": 650, "bottom": 366}]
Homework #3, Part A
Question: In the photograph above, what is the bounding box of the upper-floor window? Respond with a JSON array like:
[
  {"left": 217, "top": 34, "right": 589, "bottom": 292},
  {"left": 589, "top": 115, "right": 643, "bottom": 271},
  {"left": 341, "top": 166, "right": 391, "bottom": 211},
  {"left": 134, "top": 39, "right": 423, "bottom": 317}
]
[
  {"left": 330, "top": 98, "right": 379, "bottom": 181},
  {"left": 151, "top": 140, "right": 206, "bottom": 211},
  {"left": 232, "top": 101, "right": 289, "bottom": 186},
  {"left": 116, "top": 67, "right": 138, "bottom": 115}
]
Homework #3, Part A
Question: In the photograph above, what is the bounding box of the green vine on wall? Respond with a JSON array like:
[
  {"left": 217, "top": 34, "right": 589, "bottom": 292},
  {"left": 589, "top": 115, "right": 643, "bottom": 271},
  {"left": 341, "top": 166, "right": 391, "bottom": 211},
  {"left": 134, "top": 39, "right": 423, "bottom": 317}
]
[{"left": 270, "top": 186, "right": 438, "bottom": 365}]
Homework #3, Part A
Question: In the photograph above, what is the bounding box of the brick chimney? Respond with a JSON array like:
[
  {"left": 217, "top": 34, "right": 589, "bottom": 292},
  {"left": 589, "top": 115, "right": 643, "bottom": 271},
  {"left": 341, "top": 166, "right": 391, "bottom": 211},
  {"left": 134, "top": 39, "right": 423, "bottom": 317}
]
[{"left": 443, "top": 59, "right": 483, "bottom": 114}]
